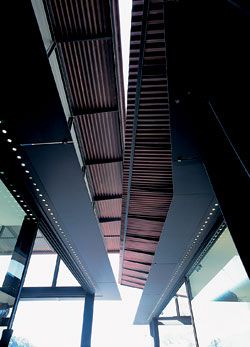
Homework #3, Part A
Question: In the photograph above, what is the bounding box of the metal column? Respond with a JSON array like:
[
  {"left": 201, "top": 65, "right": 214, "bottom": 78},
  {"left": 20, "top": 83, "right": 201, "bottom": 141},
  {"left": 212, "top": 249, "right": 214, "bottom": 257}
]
[
  {"left": 150, "top": 318, "right": 160, "bottom": 347},
  {"left": 80, "top": 294, "right": 94, "bottom": 347},
  {"left": 0, "top": 217, "right": 38, "bottom": 346}
]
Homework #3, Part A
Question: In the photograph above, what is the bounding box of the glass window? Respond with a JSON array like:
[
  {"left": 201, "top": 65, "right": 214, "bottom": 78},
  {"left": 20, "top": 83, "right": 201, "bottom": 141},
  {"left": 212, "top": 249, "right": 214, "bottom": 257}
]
[
  {"left": 0, "top": 179, "right": 26, "bottom": 325},
  {"left": 159, "top": 283, "right": 196, "bottom": 346},
  {"left": 56, "top": 260, "right": 80, "bottom": 286},
  {"left": 12, "top": 300, "right": 84, "bottom": 347},
  {"left": 24, "top": 231, "right": 57, "bottom": 287},
  {"left": 189, "top": 227, "right": 250, "bottom": 346},
  {"left": 158, "top": 325, "right": 196, "bottom": 347}
]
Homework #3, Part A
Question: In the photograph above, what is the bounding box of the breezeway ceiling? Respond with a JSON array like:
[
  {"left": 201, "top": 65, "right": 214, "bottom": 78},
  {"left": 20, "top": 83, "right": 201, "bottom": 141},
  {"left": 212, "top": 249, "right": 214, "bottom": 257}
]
[
  {"left": 1, "top": 0, "right": 122, "bottom": 300},
  {"left": 32, "top": 0, "right": 125, "bottom": 253}
]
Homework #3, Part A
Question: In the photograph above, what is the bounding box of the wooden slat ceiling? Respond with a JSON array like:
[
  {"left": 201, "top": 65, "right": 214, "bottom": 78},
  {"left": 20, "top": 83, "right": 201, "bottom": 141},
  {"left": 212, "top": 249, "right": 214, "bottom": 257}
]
[
  {"left": 119, "top": 0, "right": 173, "bottom": 289},
  {"left": 44, "top": 0, "right": 124, "bottom": 252}
]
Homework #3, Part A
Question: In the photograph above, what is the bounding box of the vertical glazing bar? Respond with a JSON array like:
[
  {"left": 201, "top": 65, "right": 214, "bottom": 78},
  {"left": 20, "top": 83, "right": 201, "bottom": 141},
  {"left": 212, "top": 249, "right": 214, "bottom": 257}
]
[
  {"left": 185, "top": 278, "right": 199, "bottom": 347},
  {"left": 149, "top": 318, "right": 160, "bottom": 347},
  {"left": 52, "top": 255, "right": 60, "bottom": 287},
  {"left": 81, "top": 294, "right": 94, "bottom": 347}
]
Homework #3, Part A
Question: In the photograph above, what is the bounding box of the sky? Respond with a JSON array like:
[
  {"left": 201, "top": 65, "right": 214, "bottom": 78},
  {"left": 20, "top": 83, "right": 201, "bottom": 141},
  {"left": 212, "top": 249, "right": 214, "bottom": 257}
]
[{"left": 12, "top": 255, "right": 153, "bottom": 347}]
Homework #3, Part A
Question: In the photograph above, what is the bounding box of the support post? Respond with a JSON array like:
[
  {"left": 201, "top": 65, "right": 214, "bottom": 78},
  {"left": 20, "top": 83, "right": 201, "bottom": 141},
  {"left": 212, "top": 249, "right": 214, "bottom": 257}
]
[
  {"left": 185, "top": 279, "right": 199, "bottom": 347},
  {"left": 52, "top": 255, "right": 60, "bottom": 287},
  {"left": 80, "top": 294, "right": 94, "bottom": 347},
  {"left": 0, "top": 217, "right": 38, "bottom": 346},
  {"left": 149, "top": 318, "right": 160, "bottom": 347}
]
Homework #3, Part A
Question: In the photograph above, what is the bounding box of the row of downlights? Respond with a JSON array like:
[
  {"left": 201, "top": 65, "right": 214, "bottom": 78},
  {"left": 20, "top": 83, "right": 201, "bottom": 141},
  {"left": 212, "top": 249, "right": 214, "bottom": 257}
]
[{"left": 1, "top": 124, "right": 96, "bottom": 290}]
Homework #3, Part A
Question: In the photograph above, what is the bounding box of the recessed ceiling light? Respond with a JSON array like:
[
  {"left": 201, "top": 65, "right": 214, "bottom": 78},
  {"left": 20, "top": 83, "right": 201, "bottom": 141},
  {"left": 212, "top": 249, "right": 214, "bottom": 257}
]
[
  {"left": 21, "top": 163, "right": 25, "bottom": 167},
  {"left": 17, "top": 156, "right": 21, "bottom": 159},
  {"left": 7, "top": 139, "right": 12, "bottom": 143},
  {"left": 2, "top": 129, "right": 7, "bottom": 134},
  {"left": 12, "top": 147, "right": 17, "bottom": 151}
]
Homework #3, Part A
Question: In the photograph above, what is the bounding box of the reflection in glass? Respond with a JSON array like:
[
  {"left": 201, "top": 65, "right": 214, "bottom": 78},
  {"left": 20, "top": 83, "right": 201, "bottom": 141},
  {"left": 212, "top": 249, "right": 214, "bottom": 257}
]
[
  {"left": 0, "top": 179, "right": 25, "bottom": 325},
  {"left": 189, "top": 227, "right": 250, "bottom": 346}
]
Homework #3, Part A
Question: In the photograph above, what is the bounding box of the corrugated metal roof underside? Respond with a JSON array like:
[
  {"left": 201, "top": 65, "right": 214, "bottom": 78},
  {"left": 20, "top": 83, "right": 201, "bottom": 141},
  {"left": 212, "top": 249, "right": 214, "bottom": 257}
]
[
  {"left": 45, "top": 0, "right": 124, "bottom": 251},
  {"left": 120, "top": 0, "right": 173, "bottom": 288}
]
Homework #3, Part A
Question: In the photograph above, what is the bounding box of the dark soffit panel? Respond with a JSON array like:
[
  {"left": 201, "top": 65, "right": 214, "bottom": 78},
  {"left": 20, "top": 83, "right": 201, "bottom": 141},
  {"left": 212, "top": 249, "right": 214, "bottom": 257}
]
[{"left": 24, "top": 143, "right": 120, "bottom": 300}]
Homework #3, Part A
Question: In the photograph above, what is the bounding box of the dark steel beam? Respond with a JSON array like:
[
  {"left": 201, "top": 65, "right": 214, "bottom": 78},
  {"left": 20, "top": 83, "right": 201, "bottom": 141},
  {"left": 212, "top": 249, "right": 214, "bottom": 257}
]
[
  {"left": 93, "top": 194, "right": 122, "bottom": 201},
  {"left": 52, "top": 255, "right": 60, "bottom": 287},
  {"left": 47, "top": 41, "right": 56, "bottom": 58},
  {"left": 123, "top": 274, "right": 148, "bottom": 281},
  {"left": 8, "top": 218, "right": 38, "bottom": 329},
  {"left": 20, "top": 286, "right": 86, "bottom": 300},
  {"left": 57, "top": 34, "right": 112, "bottom": 44},
  {"left": 109, "top": 0, "right": 125, "bottom": 152},
  {"left": 119, "top": 0, "right": 150, "bottom": 281},
  {"left": 85, "top": 157, "right": 122, "bottom": 166},
  {"left": 81, "top": 294, "right": 94, "bottom": 347},
  {"left": 185, "top": 279, "right": 200, "bottom": 346},
  {"left": 74, "top": 106, "right": 118, "bottom": 116},
  {"left": 123, "top": 259, "right": 151, "bottom": 266},
  {"left": 175, "top": 297, "right": 180, "bottom": 317},
  {"left": 126, "top": 234, "right": 160, "bottom": 242},
  {"left": 0, "top": 218, "right": 38, "bottom": 346},
  {"left": 125, "top": 248, "right": 155, "bottom": 256},
  {"left": 158, "top": 316, "right": 192, "bottom": 325},
  {"left": 104, "top": 235, "right": 120, "bottom": 238},
  {"left": 150, "top": 318, "right": 160, "bottom": 347},
  {"left": 123, "top": 267, "right": 149, "bottom": 275},
  {"left": 99, "top": 217, "right": 121, "bottom": 223},
  {"left": 20, "top": 140, "right": 73, "bottom": 147}
]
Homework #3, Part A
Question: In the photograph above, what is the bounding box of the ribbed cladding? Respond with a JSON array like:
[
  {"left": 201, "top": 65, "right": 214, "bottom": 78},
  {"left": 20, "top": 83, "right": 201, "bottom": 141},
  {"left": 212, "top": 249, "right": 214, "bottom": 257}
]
[
  {"left": 45, "top": 0, "right": 124, "bottom": 252},
  {"left": 100, "top": 221, "right": 121, "bottom": 237},
  {"left": 120, "top": 0, "right": 173, "bottom": 288},
  {"left": 73, "top": 112, "right": 122, "bottom": 161},
  {"left": 121, "top": 280, "right": 144, "bottom": 289},
  {"left": 47, "top": 0, "right": 112, "bottom": 40},
  {"left": 95, "top": 199, "right": 122, "bottom": 219},
  {"left": 58, "top": 40, "right": 117, "bottom": 113},
  {"left": 86, "top": 162, "right": 122, "bottom": 196},
  {"left": 123, "top": 268, "right": 148, "bottom": 281},
  {"left": 105, "top": 236, "right": 120, "bottom": 252}
]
